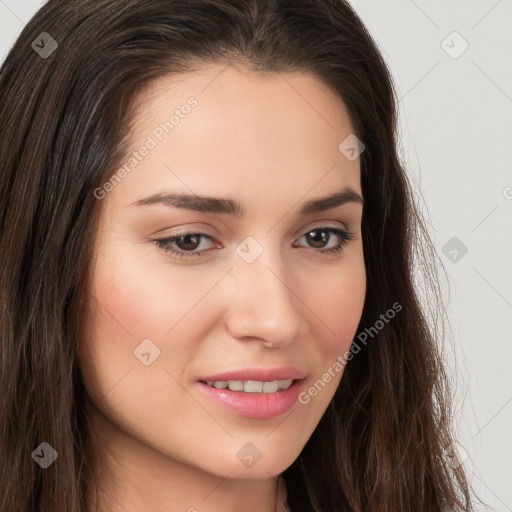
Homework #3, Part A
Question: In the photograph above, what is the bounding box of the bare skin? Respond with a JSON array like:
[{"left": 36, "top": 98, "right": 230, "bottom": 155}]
[{"left": 79, "top": 64, "right": 366, "bottom": 512}]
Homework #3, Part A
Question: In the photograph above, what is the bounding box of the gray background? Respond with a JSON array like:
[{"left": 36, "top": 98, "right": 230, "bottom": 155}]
[{"left": 1, "top": 0, "right": 511, "bottom": 509}]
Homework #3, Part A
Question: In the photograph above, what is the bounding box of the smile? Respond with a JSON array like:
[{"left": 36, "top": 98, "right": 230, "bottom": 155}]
[{"left": 202, "top": 379, "right": 294, "bottom": 393}]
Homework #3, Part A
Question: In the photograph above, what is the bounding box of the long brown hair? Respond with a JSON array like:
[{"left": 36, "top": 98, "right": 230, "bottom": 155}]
[{"left": 0, "top": 0, "right": 476, "bottom": 510}]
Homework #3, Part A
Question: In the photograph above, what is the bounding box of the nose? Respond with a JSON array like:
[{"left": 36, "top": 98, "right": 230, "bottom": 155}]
[{"left": 223, "top": 245, "right": 302, "bottom": 348}]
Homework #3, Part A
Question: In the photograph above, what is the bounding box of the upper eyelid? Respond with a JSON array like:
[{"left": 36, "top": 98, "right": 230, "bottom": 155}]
[
  {"left": 166, "top": 225, "right": 347, "bottom": 239},
  {"left": 164, "top": 220, "right": 351, "bottom": 239},
  {"left": 160, "top": 224, "right": 353, "bottom": 247}
]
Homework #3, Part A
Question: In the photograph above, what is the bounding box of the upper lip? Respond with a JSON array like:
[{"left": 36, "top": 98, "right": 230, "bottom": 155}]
[{"left": 198, "top": 366, "right": 307, "bottom": 382}]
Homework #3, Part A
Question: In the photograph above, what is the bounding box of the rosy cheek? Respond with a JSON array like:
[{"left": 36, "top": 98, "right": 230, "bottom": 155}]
[
  {"left": 92, "top": 266, "right": 195, "bottom": 345},
  {"left": 92, "top": 279, "right": 137, "bottom": 329},
  {"left": 322, "top": 268, "right": 366, "bottom": 354},
  {"left": 320, "top": 320, "right": 359, "bottom": 360}
]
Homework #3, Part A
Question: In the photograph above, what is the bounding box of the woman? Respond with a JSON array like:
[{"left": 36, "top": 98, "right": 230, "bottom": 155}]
[{"left": 0, "top": 0, "right": 476, "bottom": 510}]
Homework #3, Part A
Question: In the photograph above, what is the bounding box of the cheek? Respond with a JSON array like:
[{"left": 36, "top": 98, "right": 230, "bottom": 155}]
[
  {"left": 101, "top": 282, "right": 145, "bottom": 328},
  {"left": 314, "top": 257, "right": 366, "bottom": 356},
  {"left": 296, "top": 260, "right": 365, "bottom": 415},
  {"left": 90, "top": 253, "right": 201, "bottom": 339},
  {"left": 79, "top": 258, "right": 200, "bottom": 421},
  {"left": 81, "top": 251, "right": 215, "bottom": 394},
  {"left": 78, "top": 257, "right": 164, "bottom": 397}
]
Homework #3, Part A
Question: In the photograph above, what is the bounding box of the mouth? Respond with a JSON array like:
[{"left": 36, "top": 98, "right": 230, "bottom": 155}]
[{"left": 196, "top": 368, "right": 307, "bottom": 419}]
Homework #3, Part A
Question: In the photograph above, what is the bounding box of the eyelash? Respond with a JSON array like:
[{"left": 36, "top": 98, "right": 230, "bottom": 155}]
[{"left": 153, "top": 226, "right": 355, "bottom": 260}]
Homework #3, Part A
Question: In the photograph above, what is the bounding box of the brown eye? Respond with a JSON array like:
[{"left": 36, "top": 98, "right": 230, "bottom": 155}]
[
  {"left": 304, "top": 229, "right": 331, "bottom": 249},
  {"left": 154, "top": 232, "right": 215, "bottom": 259},
  {"left": 174, "top": 233, "right": 202, "bottom": 251},
  {"left": 154, "top": 226, "right": 355, "bottom": 261},
  {"left": 294, "top": 227, "right": 355, "bottom": 256}
]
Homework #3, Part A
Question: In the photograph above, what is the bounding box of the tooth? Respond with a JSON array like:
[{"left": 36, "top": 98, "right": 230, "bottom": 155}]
[
  {"left": 263, "top": 381, "right": 279, "bottom": 393},
  {"left": 206, "top": 378, "right": 295, "bottom": 392},
  {"left": 244, "top": 380, "right": 263, "bottom": 393},
  {"left": 227, "top": 380, "right": 244, "bottom": 391},
  {"left": 277, "top": 379, "right": 293, "bottom": 390}
]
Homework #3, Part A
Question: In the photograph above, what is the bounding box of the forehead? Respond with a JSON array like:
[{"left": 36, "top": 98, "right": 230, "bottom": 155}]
[
  {"left": 132, "top": 64, "right": 356, "bottom": 141},
  {"left": 107, "top": 64, "right": 361, "bottom": 211}
]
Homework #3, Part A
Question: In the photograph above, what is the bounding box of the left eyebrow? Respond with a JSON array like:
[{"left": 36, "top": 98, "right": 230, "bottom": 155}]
[{"left": 130, "top": 186, "right": 363, "bottom": 216}]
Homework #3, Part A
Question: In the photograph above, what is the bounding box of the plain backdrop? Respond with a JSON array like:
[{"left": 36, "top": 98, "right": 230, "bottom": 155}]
[{"left": 1, "top": 1, "right": 511, "bottom": 510}]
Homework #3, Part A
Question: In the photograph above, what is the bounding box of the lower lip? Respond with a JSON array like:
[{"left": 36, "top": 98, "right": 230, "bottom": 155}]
[{"left": 196, "top": 379, "right": 305, "bottom": 419}]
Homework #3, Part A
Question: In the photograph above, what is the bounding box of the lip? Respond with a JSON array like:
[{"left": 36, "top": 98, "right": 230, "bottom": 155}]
[
  {"left": 196, "top": 378, "right": 306, "bottom": 419},
  {"left": 198, "top": 366, "right": 307, "bottom": 383}
]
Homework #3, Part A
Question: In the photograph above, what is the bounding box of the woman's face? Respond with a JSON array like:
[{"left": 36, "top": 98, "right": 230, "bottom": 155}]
[{"left": 79, "top": 65, "right": 366, "bottom": 481}]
